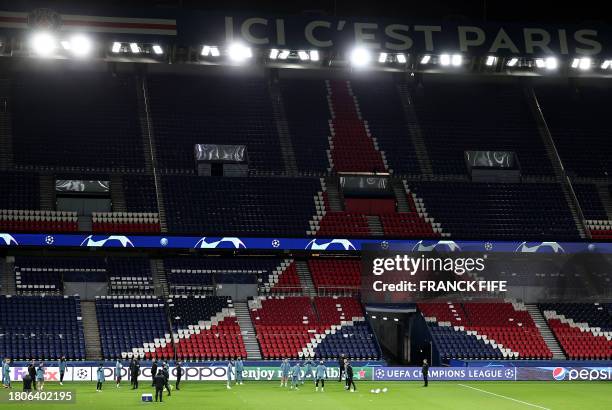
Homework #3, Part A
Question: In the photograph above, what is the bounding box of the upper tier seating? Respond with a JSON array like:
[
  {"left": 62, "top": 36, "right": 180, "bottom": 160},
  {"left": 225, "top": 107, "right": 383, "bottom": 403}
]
[
  {"left": 96, "top": 296, "right": 172, "bottom": 360},
  {"left": 351, "top": 80, "right": 420, "bottom": 175},
  {"left": 167, "top": 295, "right": 246, "bottom": 360},
  {"left": 162, "top": 176, "right": 320, "bottom": 235},
  {"left": 536, "top": 84, "right": 612, "bottom": 178},
  {"left": 0, "top": 295, "right": 85, "bottom": 360},
  {"left": 11, "top": 73, "right": 144, "bottom": 172},
  {"left": 280, "top": 78, "right": 331, "bottom": 174},
  {"left": 409, "top": 182, "right": 579, "bottom": 240},
  {"left": 123, "top": 175, "right": 159, "bottom": 213},
  {"left": 410, "top": 81, "right": 553, "bottom": 176},
  {"left": 147, "top": 75, "right": 282, "bottom": 174},
  {"left": 0, "top": 171, "right": 40, "bottom": 209},
  {"left": 573, "top": 184, "right": 608, "bottom": 220},
  {"left": 0, "top": 210, "right": 77, "bottom": 232}
]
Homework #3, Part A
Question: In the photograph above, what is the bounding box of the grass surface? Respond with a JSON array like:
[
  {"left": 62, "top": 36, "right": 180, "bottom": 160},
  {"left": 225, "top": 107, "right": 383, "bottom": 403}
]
[{"left": 1, "top": 380, "right": 610, "bottom": 409}]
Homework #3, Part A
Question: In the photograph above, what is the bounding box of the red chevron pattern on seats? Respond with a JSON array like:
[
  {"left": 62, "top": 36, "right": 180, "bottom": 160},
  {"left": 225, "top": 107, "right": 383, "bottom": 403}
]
[
  {"left": 308, "top": 259, "right": 361, "bottom": 293},
  {"left": 173, "top": 316, "right": 247, "bottom": 360},
  {"left": 546, "top": 319, "right": 611, "bottom": 359},
  {"left": 327, "top": 80, "right": 385, "bottom": 172}
]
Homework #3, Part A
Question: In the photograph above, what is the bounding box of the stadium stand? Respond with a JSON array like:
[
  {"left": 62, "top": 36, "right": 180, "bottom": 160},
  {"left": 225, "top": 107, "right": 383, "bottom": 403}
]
[
  {"left": 540, "top": 303, "right": 612, "bottom": 359},
  {"left": 420, "top": 302, "right": 552, "bottom": 360},
  {"left": 410, "top": 81, "right": 553, "bottom": 176},
  {"left": 147, "top": 74, "right": 282, "bottom": 174},
  {"left": 308, "top": 259, "right": 361, "bottom": 294},
  {"left": 249, "top": 296, "right": 380, "bottom": 359},
  {"left": 167, "top": 295, "right": 247, "bottom": 360},
  {"left": 408, "top": 182, "right": 579, "bottom": 239},
  {"left": 10, "top": 73, "right": 144, "bottom": 172},
  {"left": 535, "top": 84, "right": 612, "bottom": 178},
  {"left": 96, "top": 296, "right": 172, "bottom": 360},
  {"left": 0, "top": 295, "right": 85, "bottom": 360},
  {"left": 162, "top": 176, "right": 321, "bottom": 235}
]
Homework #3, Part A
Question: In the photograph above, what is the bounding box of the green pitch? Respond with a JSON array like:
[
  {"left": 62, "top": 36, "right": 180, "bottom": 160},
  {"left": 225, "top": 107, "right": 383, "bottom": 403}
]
[{"left": 2, "top": 380, "right": 610, "bottom": 410}]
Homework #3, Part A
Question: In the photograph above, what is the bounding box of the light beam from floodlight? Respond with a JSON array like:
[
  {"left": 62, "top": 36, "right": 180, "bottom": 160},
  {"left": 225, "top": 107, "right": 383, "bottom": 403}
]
[
  {"left": 31, "top": 32, "right": 56, "bottom": 56},
  {"left": 350, "top": 47, "right": 371, "bottom": 67},
  {"left": 228, "top": 42, "right": 252, "bottom": 62}
]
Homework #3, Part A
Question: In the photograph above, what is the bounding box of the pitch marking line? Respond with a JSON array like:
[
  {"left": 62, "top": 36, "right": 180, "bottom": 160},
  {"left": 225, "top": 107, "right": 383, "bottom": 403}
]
[{"left": 458, "top": 383, "right": 551, "bottom": 410}]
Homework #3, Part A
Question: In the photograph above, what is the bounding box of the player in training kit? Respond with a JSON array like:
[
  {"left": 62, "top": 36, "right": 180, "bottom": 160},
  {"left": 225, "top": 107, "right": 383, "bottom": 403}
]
[
  {"left": 150, "top": 359, "right": 158, "bottom": 387},
  {"left": 115, "top": 359, "right": 123, "bottom": 388},
  {"left": 162, "top": 361, "right": 171, "bottom": 396},
  {"left": 2, "top": 358, "right": 10, "bottom": 388},
  {"left": 226, "top": 359, "right": 234, "bottom": 389},
  {"left": 302, "top": 357, "right": 314, "bottom": 385},
  {"left": 280, "top": 359, "right": 290, "bottom": 387},
  {"left": 175, "top": 361, "right": 183, "bottom": 390},
  {"left": 96, "top": 364, "right": 105, "bottom": 392},
  {"left": 58, "top": 357, "right": 67, "bottom": 386},
  {"left": 27, "top": 361, "right": 37, "bottom": 391},
  {"left": 345, "top": 359, "right": 356, "bottom": 392},
  {"left": 235, "top": 358, "right": 244, "bottom": 385},
  {"left": 36, "top": 362, "right": 45, "bottom": 391},
  {"left": 315, "top": 361, "right": 326, "bottom": 392},
  {"left": 290, "top": 362, "right": 301, "bottom": 390}
]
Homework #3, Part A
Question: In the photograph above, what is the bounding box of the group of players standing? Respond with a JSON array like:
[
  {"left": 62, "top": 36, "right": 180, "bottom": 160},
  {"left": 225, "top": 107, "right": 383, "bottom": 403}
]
[{"left": 2, "top": 357, "right": 62, "bottom": 392}]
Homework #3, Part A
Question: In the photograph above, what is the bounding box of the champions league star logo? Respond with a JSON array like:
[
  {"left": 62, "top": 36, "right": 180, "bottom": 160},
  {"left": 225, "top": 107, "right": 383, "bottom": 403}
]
[
  {"left": 305, "top": 239, "right": 356, "bottom": 251},
  {"left": 0, "top": 233, "right": 18, "bottom": 245},
  {"left": 80, "top": 235, "right": 135, "bottom": 248},
  {"left": 45, "top": 235, "right": 54, "bottom": 245},
  {"left": 412, "top": 240, "right": 461, "bottom": 252},
  {"left": 76, "top": 368, "right": 89, "bottom": 380},
  {"left": 374, "top": 368, "right": 386, "bottom": 379},
  {"left": 504, "top": 369, "right": 515, "bottom": 379},
  {"left": 515, "top": 242, "right": 565, "bottom": 253},
  {"left": 194, "top": 237, "right": 246, "bottom": 249},
  {"left": 271, "top": 239, "right": 280, "bottom": 248}
]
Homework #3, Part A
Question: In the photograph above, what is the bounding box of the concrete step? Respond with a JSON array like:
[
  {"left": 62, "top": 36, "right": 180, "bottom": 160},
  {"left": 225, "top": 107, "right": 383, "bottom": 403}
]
[
  {"left": 234, "top": 302, "right": 262, "bottom": 359},
  {"left": 295, "top": 261, "right": 316, "bottom": 297},
  {"left": 526, "top": 304, "right": 566, "bottom": 359},
  {"left": 366, "top": 215, "right": 384, "bottom": 237},
  {"left": 81, "top": 301, "right": 103, "bottom": 360}
]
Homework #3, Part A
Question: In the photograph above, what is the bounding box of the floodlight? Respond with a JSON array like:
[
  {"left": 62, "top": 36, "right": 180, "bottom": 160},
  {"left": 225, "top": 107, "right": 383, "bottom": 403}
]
[
  {"left": 378, "top": 52, "right": 387, "bottom": 63},
  {"left": 70, "top": 35, "right": 92, "bottom": 57},
  {"left": 269, "top": 49, "right": 279, "bottom": 59},
  {"left": 451, "top": 54, "right": 462, "bottom": 66},
  {"left": 420, "top": 55, "right": 431, "bottom": 64},
  {"left": 309, "top": 50, "right": 319, "bottom": 61},
  {"left": 112, "top": 42, "right": 122, "bottom": 53},
  {"left": 129, "top": 43, "right": 140, "bottom": 54},
  {"left": 602, "top": 60, "right": 612, "bottom": 69},
  {"left": 486, "top": 56, "right": 496, "bottom": 66},
  {"left": 152, "top": 45, "right": 163, "bottom": 55},
  {"left": 507, "top": 57, "right": 518, "bottom": 67},
  {"left": 278, "top": 49, "right": 290, "bottom": 60},
  {"left": 440, "top": 54, "right": 451, "bottom": 66},
  {"left": 350, "top": 47, "right": 371, "bottom": 67},
  {"left": 396, "top": 53, "right": 407, "bottom": 64},
  {"left": 298, "top": 50, "right": 309, "bottom": 61},
  {"left": 31, "top": 32, "right": 56, "bottom": 56},
  {"left": 228, "top": 42, "right": 252, "bottom": 62}
]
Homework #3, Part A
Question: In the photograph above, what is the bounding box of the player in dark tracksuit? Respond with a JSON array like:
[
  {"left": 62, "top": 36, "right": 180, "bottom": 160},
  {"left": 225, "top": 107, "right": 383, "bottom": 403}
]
[
  {"left": 154, "top": 371, "right": 165, "bottom": 402},
  {"left": 27, "top": 361, "right": 37, "bottom": 391},
  {"left": 175, "top": 362, "right": 183, "bottom": 390},
  {"left": 422, "top": 359, "right": 429, "bottom": 387},
  {"left": 131, "top": 359, "right": 140, "bottom": 389},
  {"left": 338, "top": 354, "right": 345, "bottom": 382},
  {"left": 162, "top": 362, "right": 171, "bottom": 396},
  {"left": 345, "top": 360, "right": 356, "bottom": 392},
  {"left": 150, "top": 360, "right": 158, "bottom": 387}
]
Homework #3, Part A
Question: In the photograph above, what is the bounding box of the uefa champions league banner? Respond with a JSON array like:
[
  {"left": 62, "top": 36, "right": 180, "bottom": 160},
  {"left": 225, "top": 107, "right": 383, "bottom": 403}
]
[
  {"left": 373, "top": 367, "right": 612, "bottom": 381},
  {"left": 3, "top": 233, "right": 612, "bottom": 254},
  {"left": 10, "top": 366, "right": 372, "bottom": 382}
]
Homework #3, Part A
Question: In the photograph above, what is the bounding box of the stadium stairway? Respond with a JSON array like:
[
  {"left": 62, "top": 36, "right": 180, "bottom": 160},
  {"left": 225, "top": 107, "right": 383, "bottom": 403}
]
[
  {"left": 269, "top": 76, "right": 298, "bottom": 176},
  {"left": 0, "top": 256, "right": 15, "bottom": 295},
  {"left": 525, "top": 86, "right": 588, "bottom": 239},
  {"left": 110, "top": 175, "right": 127, "bottom": 212},
  {"left": 234, "top": 301, "right": 263, "bottom": 359},
  {"left": 39, "top": 174, "right": 55, "bottom": 210},
  {"left": 81, "top": 300, "right": 103, "bottom": 360},
  {"left": 0, "top": 78, "right": 13, "bottom": 169},
  {"left": 150, "top": 259, "right": 169, "bottom": 297},
  {"left": 396, "top": 83, "right": 433, "bottom": 176},
  {"left": 295, "top": 260, "right": 316, "bottom": 297},
  {"left": 526, "top": 304, "right": 566, "bottom": 359},
  {"left": 366, "top": 215, "right": 384, "bottom": 236}
]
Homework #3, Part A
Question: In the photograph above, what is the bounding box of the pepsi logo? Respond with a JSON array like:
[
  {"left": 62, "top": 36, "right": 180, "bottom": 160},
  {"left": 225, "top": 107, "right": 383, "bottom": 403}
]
[{"left": 552, "top": 367, "right": 567, "bottom": 381}]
